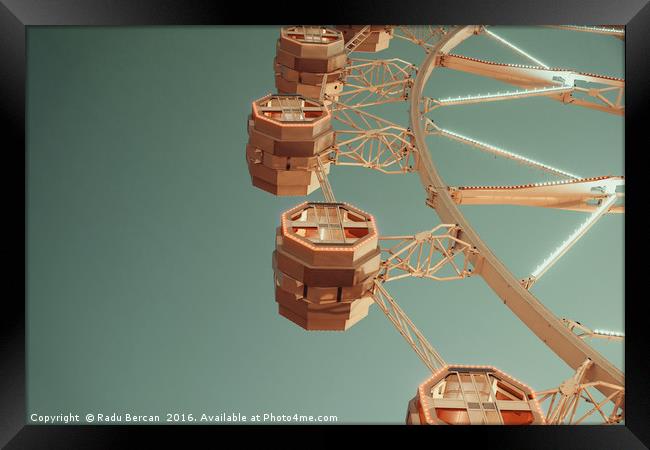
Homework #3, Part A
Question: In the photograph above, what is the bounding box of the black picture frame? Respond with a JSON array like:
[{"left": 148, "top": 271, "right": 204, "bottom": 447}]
[{"left": 3, "top": 1, "right": 648, "bottom": 448}]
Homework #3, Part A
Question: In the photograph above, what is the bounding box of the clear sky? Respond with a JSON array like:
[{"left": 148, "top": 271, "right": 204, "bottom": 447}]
[{"left": 27, "top": 26, "right": 623, "bottom": 424}]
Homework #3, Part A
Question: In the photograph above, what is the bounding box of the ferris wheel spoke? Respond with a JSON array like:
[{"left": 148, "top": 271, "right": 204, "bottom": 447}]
[
  {"left": 422, "top": 85, "right": 575, "bottom": 111},
  {"left": 440, "top": 53, "right": 624, "bottom": 87},
  {"left": 482, "top": 27, "right": 549, "bottom": 68},
  {"left": 544, "top": 25, "right": 625, "bottom": 38},
  {"left": 438, "top": 53, "right": 625, "bottom": 115},
  {"left": 443, "top": 176, "right": 624, "bottom": 213},
  {"left": 561, "top": 318, "right": 624, "bottom": 341},
  {"left": 525, "top": 194, "right": 618, "bottom": 286},
  {"left": 427, "top": 124, "right": 581, "bottom": 179}
]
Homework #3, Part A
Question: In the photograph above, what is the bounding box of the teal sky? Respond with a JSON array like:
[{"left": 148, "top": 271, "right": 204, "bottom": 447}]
[{"left": 27, "top": 26, "right": 623, "bottom": 424}]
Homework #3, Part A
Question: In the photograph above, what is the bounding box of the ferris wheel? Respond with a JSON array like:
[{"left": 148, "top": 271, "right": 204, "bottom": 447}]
[{"left": 245, "top": 25, "right": 625, "bottom": 425}]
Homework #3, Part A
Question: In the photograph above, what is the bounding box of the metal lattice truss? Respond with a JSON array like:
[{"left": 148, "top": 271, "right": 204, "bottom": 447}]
[
  {"left": 328, "top": 103, "right": 418, "bottom": 174},
  {"left": 392, "top": 25, "right": 453, "bottom": 52},
  {"left": 378, "top": 225, "right": 478, "bottom": 282},
  {"left": 535, "top": 359, "right": 624, "bottom": 424},
  {"left": 330, "top": 58, "right": 416, "bottom": 108},
  {"left": 371, "top": 281, "right": 447, "bottom": 373}
]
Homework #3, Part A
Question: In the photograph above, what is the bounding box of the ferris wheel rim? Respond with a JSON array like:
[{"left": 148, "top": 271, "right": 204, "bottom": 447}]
[{"left": 407, "top": 25, "right": 624, "bottom": 407}]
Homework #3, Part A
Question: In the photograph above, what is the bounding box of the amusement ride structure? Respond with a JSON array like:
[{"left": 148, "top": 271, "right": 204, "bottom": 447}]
[{"left": 245, "top": 25, "right": 625, "bottom": 425}]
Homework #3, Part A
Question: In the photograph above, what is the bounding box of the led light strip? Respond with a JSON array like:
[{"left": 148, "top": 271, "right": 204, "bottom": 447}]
[
  {"left": 547, "top": 25, "right": 625, "bottom": 36},
  {"left": 458, "top": 175, "right": 617, "bottom": 190},
  {"left": 484, "top": 29, "right": 549, "bottom": 69},
  {"left": 532, "top": 194, "right": 618, "bottom": 279},
  {"left": 593, "top": 329, "right": 624, "bottom": 337},
  {"left": 436, "top": 85, "right": 573, "bottom": 106},
  {"left": 438, "top": 128, "right": 581, "bottom": 180}
]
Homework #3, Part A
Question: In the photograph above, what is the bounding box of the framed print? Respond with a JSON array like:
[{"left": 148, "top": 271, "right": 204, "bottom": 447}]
[{"left": 3, "top": 0, "right": 648, "bottom": 448}]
